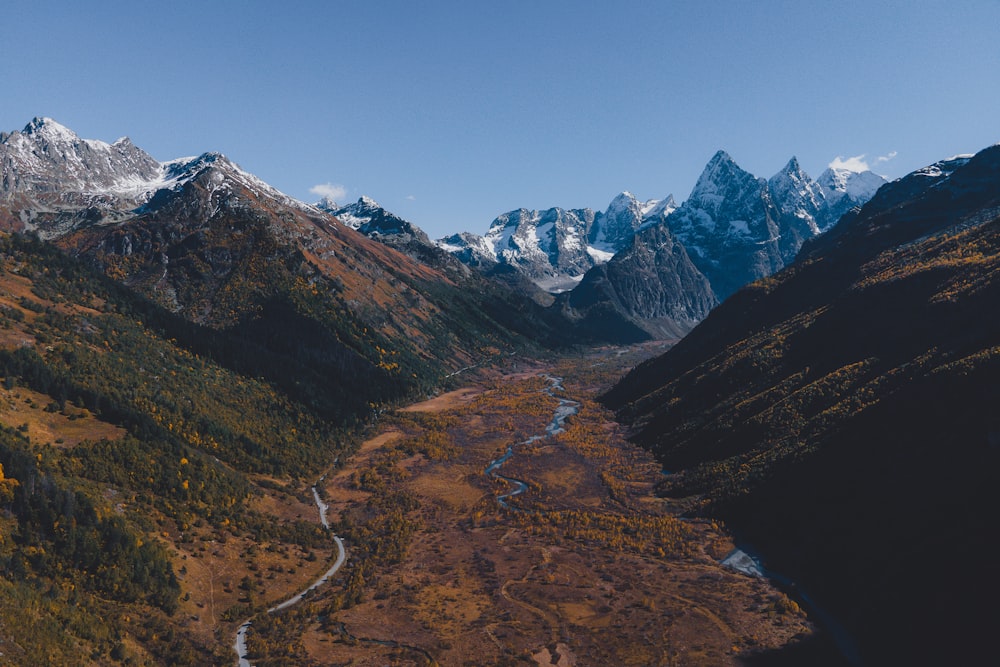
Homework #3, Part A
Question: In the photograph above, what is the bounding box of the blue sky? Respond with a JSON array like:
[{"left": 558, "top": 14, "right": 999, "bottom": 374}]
[{"left": 2, "top": 1, "right": 998, "bottom": 238}]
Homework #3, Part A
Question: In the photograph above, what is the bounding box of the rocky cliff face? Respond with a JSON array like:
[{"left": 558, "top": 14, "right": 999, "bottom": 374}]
[
  {"left": 664, "top": 151, "right": 785, "bottom": 300},
  {"left": 439, "top": 192, "right": 677, "bottom": 292},
  {"left": 559, "top": 221, "right": 717, "bottom": 340},
  {"left": 665, "top": 151, "right": 887, "bottom": 300}
]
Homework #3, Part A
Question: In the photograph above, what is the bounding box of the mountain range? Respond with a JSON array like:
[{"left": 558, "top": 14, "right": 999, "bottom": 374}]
[
  {"left": 1, "top": 118, "right": 890, "bottom": 345},
  {"left": 0, "top": 117, "right": 577, "bottom": 418},
  {"left": 307, "top": 150, "right": 885, "bottom": 340},
  {"left": 437, "top": 151, "right": 885, "bottom": 303}
]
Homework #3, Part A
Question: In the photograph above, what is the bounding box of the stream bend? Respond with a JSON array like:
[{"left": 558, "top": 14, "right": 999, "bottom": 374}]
[{"left": 484, "top": 375, "right": 579, "bottom": 508}]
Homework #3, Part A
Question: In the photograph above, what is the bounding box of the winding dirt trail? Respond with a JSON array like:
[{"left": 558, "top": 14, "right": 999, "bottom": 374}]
[{"left": 233, "top": 478, "right": 347, "bottom": 667}]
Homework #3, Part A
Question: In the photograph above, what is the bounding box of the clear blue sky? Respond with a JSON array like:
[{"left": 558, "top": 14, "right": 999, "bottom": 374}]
[{"left": 2, "top": 0, "right": 998, "bottom": 238}]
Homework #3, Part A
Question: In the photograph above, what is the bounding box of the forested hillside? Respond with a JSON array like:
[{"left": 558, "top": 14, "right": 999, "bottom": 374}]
[
  {"left": 0, "top": 231, "right": 458, "bottom": 663},
  {"left": 605, "top": 145, "right": 1000, "bottom": 664}
]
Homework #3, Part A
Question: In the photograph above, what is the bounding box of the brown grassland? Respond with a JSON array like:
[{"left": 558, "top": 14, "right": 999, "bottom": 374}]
[{"left": 240, "top": 344, "right": 816, "bottom": 666}]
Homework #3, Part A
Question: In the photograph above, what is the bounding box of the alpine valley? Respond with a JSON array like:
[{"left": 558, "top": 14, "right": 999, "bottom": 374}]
[{"left": 0, "top": 117, "right": 993, "bottom": 666}]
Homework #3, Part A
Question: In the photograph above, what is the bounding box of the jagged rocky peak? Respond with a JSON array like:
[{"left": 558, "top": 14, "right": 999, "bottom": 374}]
[
  {"left": 483, "top": 206, "right": 597, "bottom": 282},
  {"left": 768, "top": 156, "right": 825, "bottom": 238},
  {"left": 442, "top": 188, "right": 684, "bottom": 293},
  {"left": 314, "top": 196, "right": 467, "bottom": 275},
  {"left": 688, "top": 150, "right": 764, "bottom": 210},
  {"left": 664, "top": 151, "right": 783, "bottom": 299},
  {"left": 769, "top": 157, "right": 823, "bottom": 209},
  {"left": 560, "top": 220, "right": 718, "bottom": 341},
  {"left": 663, "top": 149, "right": 890, "bottom": 300},
  {"left": 679, "top": 150, "right": 775, "bottom": 237},
  {"left": 0, "top": 118, "right": 322, "bottom": 240},
  {"left": 645, "top": 194, "right": 678, "bottom": 221},
  {"left": 2, "top": 116, "right": 161, "bottom": 196},
  {"left": 436, "top": 230, "right": 496, "bottom": 267},
  {"left": 21, "top": 116, "right": 84, "bottom": 143},
  {"left": 316, "top": 195, "right": 377, "bottom": 229},
  {"left": 591, "top": 191, "right": 675, "bottom": 251},
  {"left": 595, "top": 192, "right": 644, "bottom": 246},
  {"left": 315, "top": 195, "right": 339, "bottom": 211}
]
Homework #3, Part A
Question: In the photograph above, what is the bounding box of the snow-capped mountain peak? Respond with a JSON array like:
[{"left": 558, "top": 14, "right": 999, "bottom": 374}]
[
  {"left": 691, "top": 150, "right": 740, "bottom": 193},
  {"left": 1, "top": 119, "right": 321, "bottom": 239},
  {"left": 768, "top": 156, "right": 825, "bottom": 234},
  {"left": 816, "top": 167, "right": 886, "bottom": 212},
  {"left": 643, "top": 194, "right": 678, "bottom": 223},
  {"left": 22, "top": 116, "right": 82, "bottom": 142},
  {"left": 318, "top": 196, "right": 386, "bottom": 230},
  {"left": 441, "top": 189, "right": 681, "bottom": 292},
  {"left": 2, "top": 117, "right": 162, "bottom": 198},
  {"left": 590, "top": 191, "right": 673, "bottom": 252},
  {"left": 688, "top": 150, "right": 763, "bottom": 216}
]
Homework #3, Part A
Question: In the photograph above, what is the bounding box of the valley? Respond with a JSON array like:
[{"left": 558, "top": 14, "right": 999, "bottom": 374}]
[
  {"left": 0, "top": 115, "right": 995, "bottom": 665},
  {"left": 233, "top": 345, "right": 816, "bottom": 666}
]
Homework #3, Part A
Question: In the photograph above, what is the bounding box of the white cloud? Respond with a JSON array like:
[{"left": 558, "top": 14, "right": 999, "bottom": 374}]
[
  {"left": 828, "top": 154, "right": 871, "bottom": 173},
  {"left": 405, "top": 194, "right": 416, "bottom": 201},
  {"left": 309, "top": 182, "right": 347, "bottom": 203},
  {"left": 828, "top": 151, "right": 897, "bottom": 174}
]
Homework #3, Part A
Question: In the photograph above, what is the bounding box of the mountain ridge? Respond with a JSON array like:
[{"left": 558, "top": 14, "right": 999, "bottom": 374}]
[
  {"left": 439, "top": 150, "right": 886, "bottom": 307},
  {"left": 0, "top": 117, "right": 581, "bottom": 410}
]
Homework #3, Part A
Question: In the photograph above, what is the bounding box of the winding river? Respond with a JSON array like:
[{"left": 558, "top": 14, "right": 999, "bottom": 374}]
[
  {"left": 234, "top": 476, "right": 347, "bottom": 667},
  {"left": 484, "top": 375, "right": 580, "bottom": 508}
]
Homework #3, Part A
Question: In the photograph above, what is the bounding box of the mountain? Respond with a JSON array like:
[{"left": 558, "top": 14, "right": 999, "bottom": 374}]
[
  {"left": 482, "top": 206, "right": 598, "bottom": 291},
  {"left": 0, "top": 231, "right": 349, "bottom": 663},
  {"left": 0, "top": 117, "right": 602, "bottom": 663},
  {"left": 439, "top": 192, "right": 676, "bottom": 293},
  {"left": 317, "top": 195, "right": 470, "bottom": 277},
  {"left": 767, "top": 156, "right": 826, "bottom": 261},
  {"left": 815, "top": 163, "right": 886, "bottom": 225},
  {"left": 436, "top": 230, "right": 499, "bottom": 271},
  {"left": 604, "top": 144, "right": 1000, "bottom": 664},
  {"left": 437, "top": 151, "right": 883, "bottom": 338},
  {"left": 665, "top": 151, "right": 886, "bottom": 300},
  {"left": 0, "top": 118, "right": 575, "bottom": 417},
  {"left": 0, "top": 116, "right": 162, "bottom": 198},
  {"left": 557, "top": 219, "right": 717, "bottom": 340},
  {"left": 588, "top": 191, "right": 677, "bottom": 255},
  {"left": 664, "top": 150, "right": 785, "bottom": 300},
  {"left": 1, "top": 117, "right": 165, "bottom": 234}
]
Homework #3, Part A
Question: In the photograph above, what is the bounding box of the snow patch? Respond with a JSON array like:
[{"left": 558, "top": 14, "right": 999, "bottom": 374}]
[
  {"left": 729, "top": 219, "right": 750, "bottom": 235},
  {"left": 586, "top": 245, "right": 615, "bottom": 263}
]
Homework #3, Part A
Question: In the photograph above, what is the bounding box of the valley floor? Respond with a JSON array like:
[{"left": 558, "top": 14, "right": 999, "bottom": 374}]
[{"left": 237, "top": 344, "right": 819, "bottom": 666}]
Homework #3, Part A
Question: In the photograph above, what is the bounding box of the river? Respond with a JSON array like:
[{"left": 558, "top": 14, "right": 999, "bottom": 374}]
[{"left": 484, "top": 375, "right": 580, "bottom": 508}]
